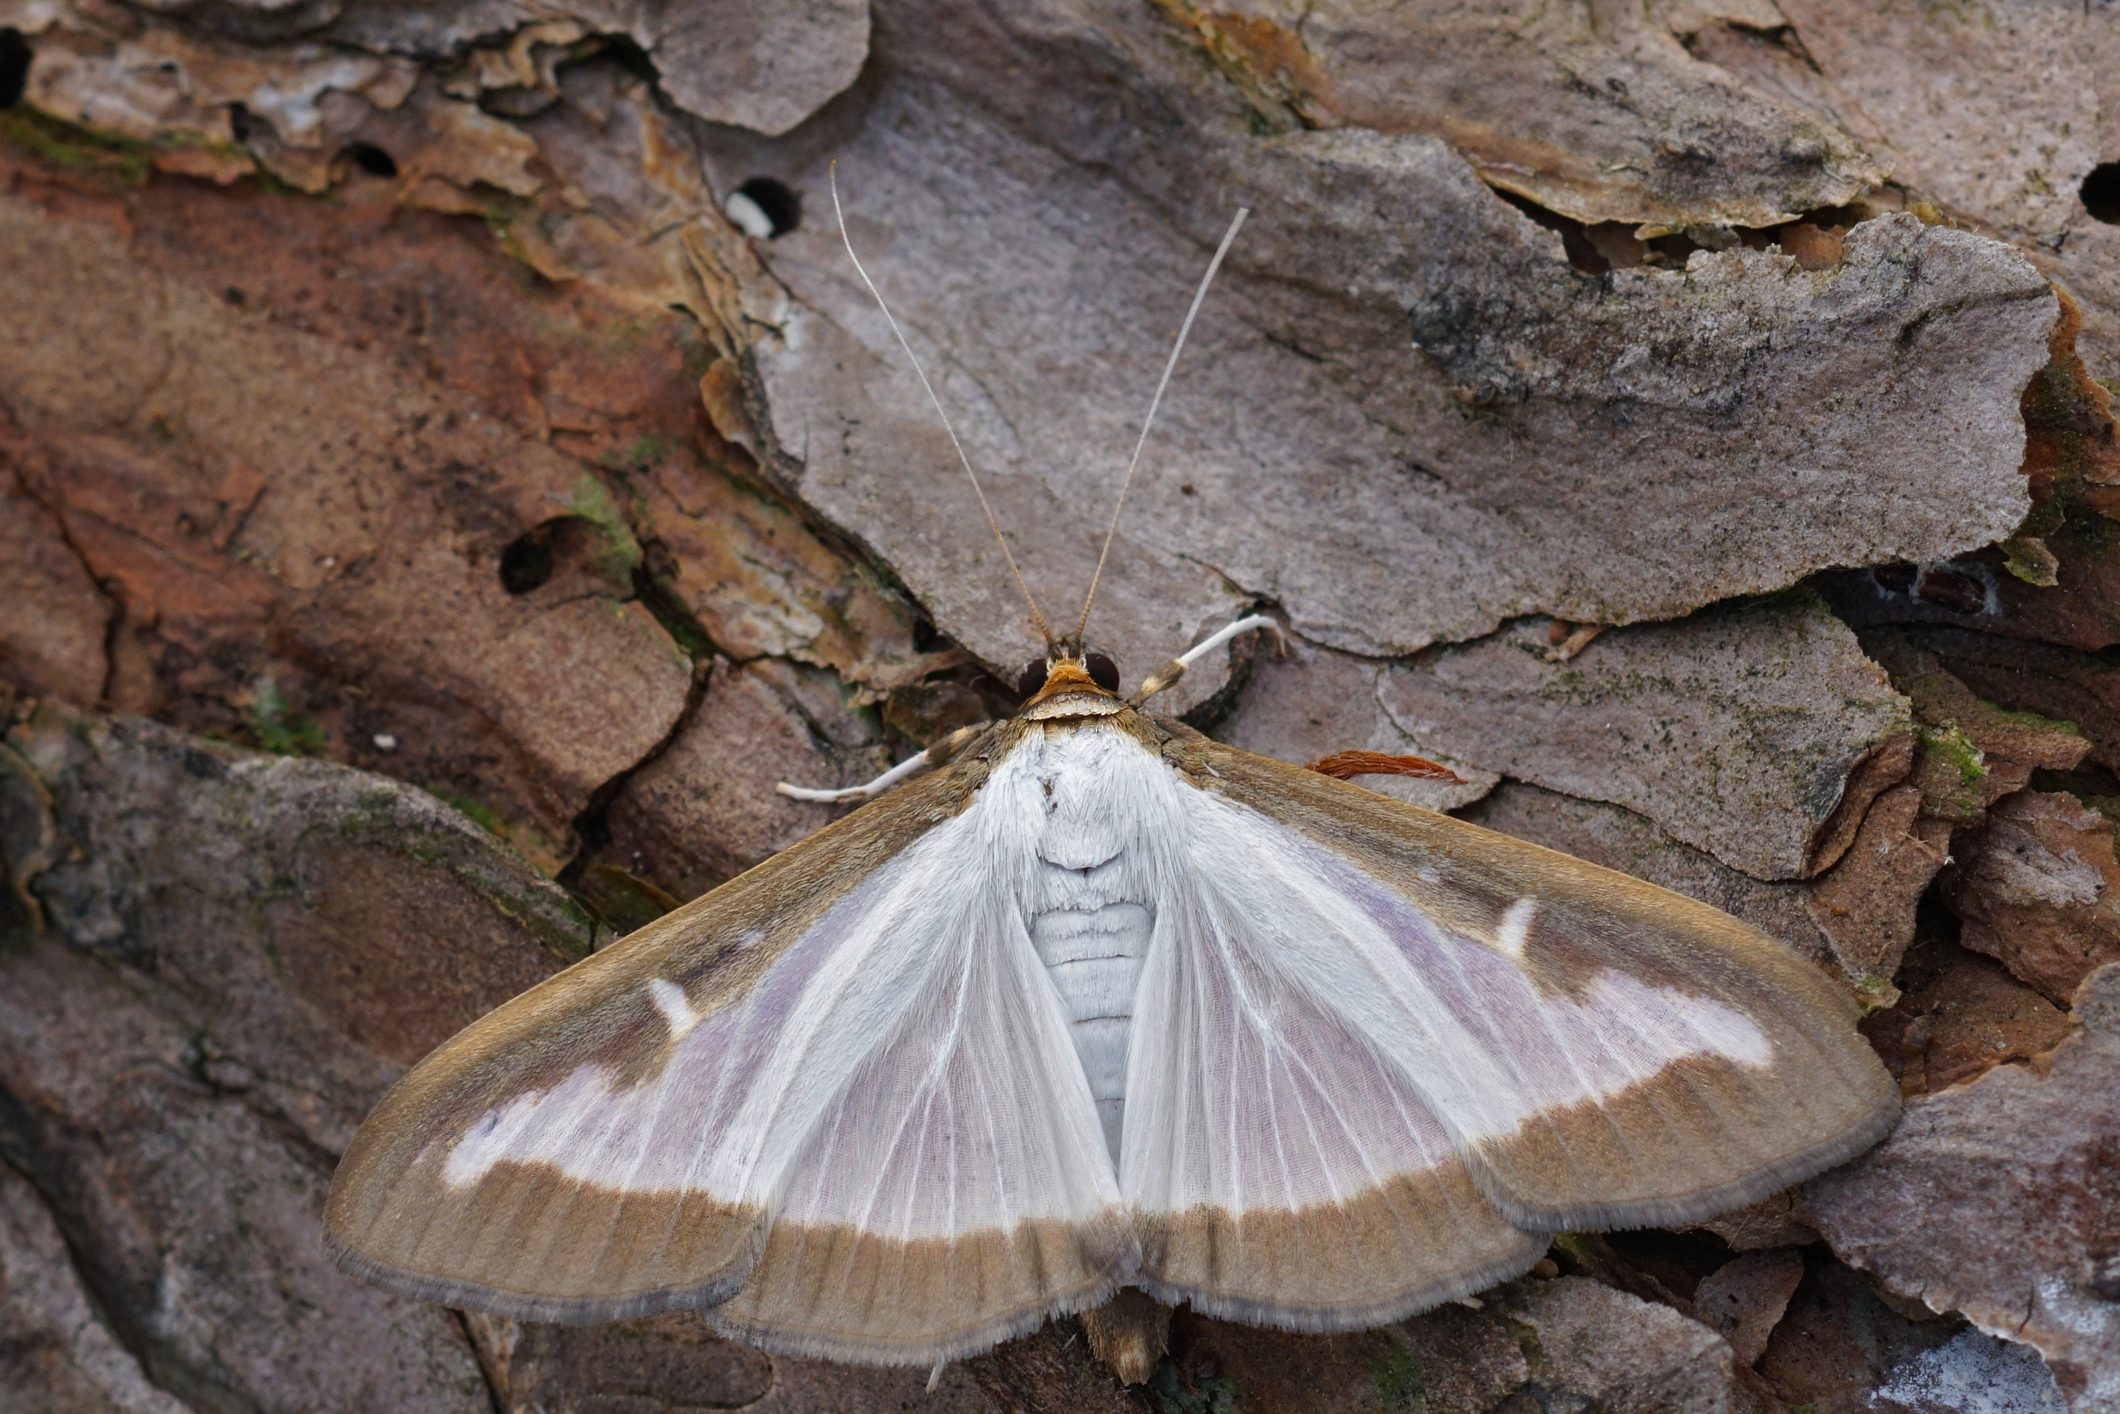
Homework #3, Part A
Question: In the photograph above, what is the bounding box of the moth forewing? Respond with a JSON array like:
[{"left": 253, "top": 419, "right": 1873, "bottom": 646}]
[
  {"left": 321, "top": 748, "right": 1132, "bottom": 1338},
  {"left": 1174, "top": 738, "right": 1901, "bottom": 1233}
]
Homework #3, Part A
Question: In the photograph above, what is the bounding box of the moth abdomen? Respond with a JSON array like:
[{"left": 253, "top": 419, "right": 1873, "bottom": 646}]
[{"left": 1030, "top": 895, "right": 1155, "bottom": 1161}]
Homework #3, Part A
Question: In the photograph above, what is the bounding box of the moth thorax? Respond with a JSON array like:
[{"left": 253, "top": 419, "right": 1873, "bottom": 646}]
[{"left": 1026, "top": 874, "right": 1154, "bottom": 1166}]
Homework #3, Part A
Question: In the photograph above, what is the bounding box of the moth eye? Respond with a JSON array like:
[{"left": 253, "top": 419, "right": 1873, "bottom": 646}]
[
  {"left": 1085, "top": 653, "right": 1120, "bottom": 692},
  {"left": 1015, "top": 660, "right": 1048, "bottom": 699}
]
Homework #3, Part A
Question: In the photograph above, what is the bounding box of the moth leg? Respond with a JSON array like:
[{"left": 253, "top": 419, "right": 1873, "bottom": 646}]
[
  {"left": 1128, "top": 612, "right": 1284, "bottom": 706},
  {"left": 774, "top": 721, "right": 988, "bottom": 803}
]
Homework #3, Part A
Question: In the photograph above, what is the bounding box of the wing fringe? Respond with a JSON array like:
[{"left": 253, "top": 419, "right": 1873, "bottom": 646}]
[
  {"left": 1138, "top": 1238, "right": 1543, "bottom": 1334},
  {"left": 323, "top": 1224, "right": 764, "bottom": 1325}
]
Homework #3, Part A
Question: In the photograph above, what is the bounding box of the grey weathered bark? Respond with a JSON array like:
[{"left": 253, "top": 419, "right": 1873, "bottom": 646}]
[{"left": 3, "top": 0, "right": 2117, "bottom": 1409}]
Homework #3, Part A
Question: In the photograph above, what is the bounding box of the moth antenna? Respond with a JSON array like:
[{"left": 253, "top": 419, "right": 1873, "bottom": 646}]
[
  {"left": 829, "top": 163, "right": 1055, "bottom": 650},
  {"left": 1074, "top": 206, "right": 1250, "bottom": 644}
]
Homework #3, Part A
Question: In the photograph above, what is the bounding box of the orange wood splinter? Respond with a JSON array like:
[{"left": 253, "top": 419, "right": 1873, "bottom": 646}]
[{"left": 1303, "top": 751, "right": 1466, "bottom": 784}]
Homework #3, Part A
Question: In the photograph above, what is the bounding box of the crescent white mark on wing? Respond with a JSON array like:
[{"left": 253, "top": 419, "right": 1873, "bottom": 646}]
[
  {"left": 1496, "top": 898, "right": 1537, "bottom": 960},
  {"left": 649, "top": 978, "right": 701, "bottom": 1039}
]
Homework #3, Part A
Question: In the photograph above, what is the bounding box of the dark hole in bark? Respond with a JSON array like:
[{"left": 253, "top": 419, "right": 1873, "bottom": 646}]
[
  {"left": 1492, "top": 188, "right": 1610, "bottom": 275},
  {"left": 1916, "top": 563, "right": 1995, "bottom": 615},
  {"left": 1872, "top": 562, "right": 1918, "bottom": 595},
  {"left": 912, "top": 618, "right": 948, "bottom": 653},
  {"left": 598, "top": 33, "right": 657, "bottom": 82},
  {"left": 2082, "top": 163, "right": 2120, "bottom": 224},
  {"left": 0, "top": 28, "right": 30, "bottom": 109},
  {"left": 499, "top": 516, "right": 610, "bottom": 595},
  {"left": 499, "top": 535, "right": 554, "bottom": 594},
  {"left": 342, "top": 142, "right": 397, "bottom": 178},
  {"left": 2030, "top": 760, "right": 2120, "bottom": 799},
  {"left": 1086, "top": 653, "right": 1120, "bottom": 692},
  {"left": 736, "top": 177, "right": 802, "bottom": 237},
  {"left": 1487, "top": 186, "right": 1687, "bottom": 276},
  {"left": 1601, "top": 1227, "right": 1734, "bottom": 1301},
  {"left": 1868, "top": 560, "right": 1996, "bottom": 616}
]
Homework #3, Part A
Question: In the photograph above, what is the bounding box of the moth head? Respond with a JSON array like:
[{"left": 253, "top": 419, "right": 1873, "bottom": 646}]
[
  {"left": 1016, "top": 650, "right": 1120, "bottom": 697},
  {"left": 1017, "top": 648, "right": 1124, "bottom": 717}
]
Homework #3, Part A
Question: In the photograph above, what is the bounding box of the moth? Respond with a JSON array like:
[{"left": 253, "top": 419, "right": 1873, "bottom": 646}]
[{"left": 325, "top": 179, "right": 1899, "bottom": 1385}]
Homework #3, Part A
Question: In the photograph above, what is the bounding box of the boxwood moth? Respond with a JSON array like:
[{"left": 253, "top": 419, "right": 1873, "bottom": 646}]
[{"left": 325, "top": 176, "right": 1900, "bottom": 1384}]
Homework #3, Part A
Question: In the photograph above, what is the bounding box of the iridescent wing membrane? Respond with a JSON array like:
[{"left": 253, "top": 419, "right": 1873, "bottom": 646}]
[{"left": 326, "top": 712, "right": 1897, "bottom": 1363}]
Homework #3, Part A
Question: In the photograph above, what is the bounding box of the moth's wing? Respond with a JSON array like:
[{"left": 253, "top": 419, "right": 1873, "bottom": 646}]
[
  {"left": 1124, "top": 873, "right": 1546, "bottom": 1329},
  {"left": 1126, "top": 733, "right": 1897, "bottom": 1326},
  {"left": 326, "top": 748, "right": 1128, "bottom": 1361},
  {"left": 1180, "top": 739, "right": 1901, "bottom": 1226},
  {"left": 699, "top": 817, "right": 1132, "bottom": 1364}
]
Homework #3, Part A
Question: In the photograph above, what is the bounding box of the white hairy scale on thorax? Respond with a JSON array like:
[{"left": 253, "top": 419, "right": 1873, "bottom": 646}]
[{"left": 993, "top": 723, "right": 1173, "bottom": 1164}]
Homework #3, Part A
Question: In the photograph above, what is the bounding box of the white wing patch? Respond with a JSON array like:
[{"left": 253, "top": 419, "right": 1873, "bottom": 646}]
[
  {"left": 649, "top": 978, "right": 701, "bottom": 1037},
  {"left": 1495, "top": 898, "right": 1536, "bottom": 960}
]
